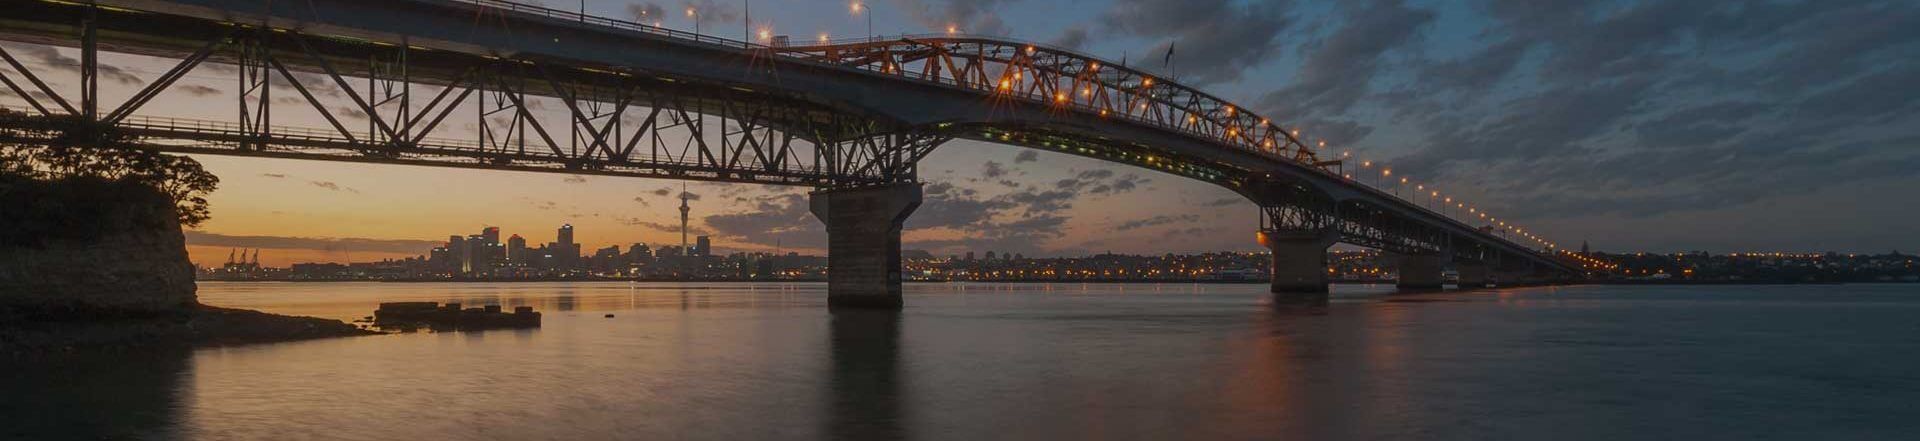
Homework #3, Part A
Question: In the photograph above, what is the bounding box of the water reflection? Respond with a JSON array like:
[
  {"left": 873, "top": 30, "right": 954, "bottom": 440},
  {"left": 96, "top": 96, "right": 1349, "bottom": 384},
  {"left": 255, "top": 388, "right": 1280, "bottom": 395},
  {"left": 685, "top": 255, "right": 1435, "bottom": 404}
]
[
  {"left": 5, "top": 283, "right": 1899, "bottom": 440},
  {"left": 825, "top": 309, "right": 907, "bottom": 440},
  {"left": 0, "top": 349, "right": 189, "bottom": 439}
]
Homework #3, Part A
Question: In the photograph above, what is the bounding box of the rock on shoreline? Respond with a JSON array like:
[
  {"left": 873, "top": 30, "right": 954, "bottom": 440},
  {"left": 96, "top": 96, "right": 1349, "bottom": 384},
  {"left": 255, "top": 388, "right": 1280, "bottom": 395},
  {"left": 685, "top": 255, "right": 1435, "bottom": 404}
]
[{"left": 2, "top": 304, "right": 375, "bottom": 355}]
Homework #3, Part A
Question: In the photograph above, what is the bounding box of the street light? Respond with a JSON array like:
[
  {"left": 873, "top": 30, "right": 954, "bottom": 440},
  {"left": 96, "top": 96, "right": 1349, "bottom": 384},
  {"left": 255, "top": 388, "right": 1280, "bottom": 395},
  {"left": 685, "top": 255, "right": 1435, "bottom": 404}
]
[
  {"left": 686, "top": 6, "right": 699, "bottom": 36},
  {"left": 851, "top": 2, "right": 872, "bottom": 43}
]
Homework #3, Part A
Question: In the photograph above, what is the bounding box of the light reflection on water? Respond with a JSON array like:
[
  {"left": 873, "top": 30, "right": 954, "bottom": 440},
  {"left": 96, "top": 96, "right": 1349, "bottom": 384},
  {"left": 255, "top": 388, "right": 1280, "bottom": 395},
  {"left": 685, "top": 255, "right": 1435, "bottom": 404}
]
[{"left": 4, "top": 282, "right": 1918, "bottom": 440}]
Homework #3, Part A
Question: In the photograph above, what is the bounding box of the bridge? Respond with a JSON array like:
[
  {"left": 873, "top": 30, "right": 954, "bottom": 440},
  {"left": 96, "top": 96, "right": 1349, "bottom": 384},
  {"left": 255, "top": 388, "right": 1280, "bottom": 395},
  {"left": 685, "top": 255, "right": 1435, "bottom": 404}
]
[{"left": 0, "top": 0, "right": 1584, "bottom": 308}]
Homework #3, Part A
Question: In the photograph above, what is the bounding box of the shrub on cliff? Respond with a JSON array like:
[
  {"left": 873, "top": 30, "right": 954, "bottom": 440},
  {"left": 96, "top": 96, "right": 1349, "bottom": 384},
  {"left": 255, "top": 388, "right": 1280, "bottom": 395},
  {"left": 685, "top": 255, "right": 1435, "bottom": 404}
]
[
  {"left": 1, "top": 111, "right": 219, "bottom": 244},
  {"left": 0, "top": 145, "right": 216, "bottom": 227}
]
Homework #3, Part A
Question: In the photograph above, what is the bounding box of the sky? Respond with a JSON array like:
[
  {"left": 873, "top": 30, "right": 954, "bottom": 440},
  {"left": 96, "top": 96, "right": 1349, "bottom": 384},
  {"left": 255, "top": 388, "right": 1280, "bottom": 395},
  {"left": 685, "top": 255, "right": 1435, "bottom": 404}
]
[{"left": 4, "top": 0, "right": 1918, "bottom": 267}]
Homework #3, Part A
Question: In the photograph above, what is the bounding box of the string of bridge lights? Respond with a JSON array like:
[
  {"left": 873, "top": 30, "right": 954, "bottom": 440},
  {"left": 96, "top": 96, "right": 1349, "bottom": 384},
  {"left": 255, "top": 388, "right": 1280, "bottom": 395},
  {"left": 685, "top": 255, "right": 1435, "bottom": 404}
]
[
  {"left": 655, "top": 1, "right": 1569, "bottom": 258},
  {"left": 1321, "top": 149, "right": 1561, "bottom": 253}
]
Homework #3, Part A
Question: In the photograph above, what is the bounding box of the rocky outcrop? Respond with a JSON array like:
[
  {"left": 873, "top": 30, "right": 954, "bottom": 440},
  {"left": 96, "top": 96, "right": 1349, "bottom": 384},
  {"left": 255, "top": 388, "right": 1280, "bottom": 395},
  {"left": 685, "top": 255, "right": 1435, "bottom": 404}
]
[
  {"left": 1, "top": 176, "right": 374, "bottom": 353},
  {"left": 1, "top": 178, "right": 196, "bottom": 320}
]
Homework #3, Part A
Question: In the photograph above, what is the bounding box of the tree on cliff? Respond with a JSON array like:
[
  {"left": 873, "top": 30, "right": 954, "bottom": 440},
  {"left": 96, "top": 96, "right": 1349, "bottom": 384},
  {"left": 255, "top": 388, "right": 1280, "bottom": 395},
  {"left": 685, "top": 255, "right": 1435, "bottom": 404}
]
[{"left": 0, "top": 108, "right": 219, "bottom": 228}]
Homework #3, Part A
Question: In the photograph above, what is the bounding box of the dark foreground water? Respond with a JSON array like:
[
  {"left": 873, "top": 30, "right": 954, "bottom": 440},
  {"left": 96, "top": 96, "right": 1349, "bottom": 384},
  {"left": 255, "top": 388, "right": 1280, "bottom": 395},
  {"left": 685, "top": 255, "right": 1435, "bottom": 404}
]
[{"left": 5, "top": 282, "right": 1918, "bottom": 440}]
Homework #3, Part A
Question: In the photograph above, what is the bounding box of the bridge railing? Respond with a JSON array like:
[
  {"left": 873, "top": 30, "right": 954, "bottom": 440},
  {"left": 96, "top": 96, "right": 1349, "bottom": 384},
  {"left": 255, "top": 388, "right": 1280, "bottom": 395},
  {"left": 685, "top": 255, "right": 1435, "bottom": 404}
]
[{"left": 454, "top": 0, "right": 765, "bottom": 50}]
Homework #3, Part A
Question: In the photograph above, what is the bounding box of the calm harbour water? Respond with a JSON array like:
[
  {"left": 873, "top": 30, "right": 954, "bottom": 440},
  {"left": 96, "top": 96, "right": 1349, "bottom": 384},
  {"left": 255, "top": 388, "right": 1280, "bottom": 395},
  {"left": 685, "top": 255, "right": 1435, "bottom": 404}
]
[{"left": 5, "top": 282, "right": 1918, "bottom": 440}]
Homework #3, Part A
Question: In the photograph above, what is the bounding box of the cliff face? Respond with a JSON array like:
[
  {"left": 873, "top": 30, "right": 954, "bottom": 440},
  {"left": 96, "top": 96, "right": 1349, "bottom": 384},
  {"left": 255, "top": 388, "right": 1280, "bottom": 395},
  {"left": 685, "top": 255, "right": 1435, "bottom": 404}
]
[{"left": 0, "top": 178, "right": 197, "bottom": 319}]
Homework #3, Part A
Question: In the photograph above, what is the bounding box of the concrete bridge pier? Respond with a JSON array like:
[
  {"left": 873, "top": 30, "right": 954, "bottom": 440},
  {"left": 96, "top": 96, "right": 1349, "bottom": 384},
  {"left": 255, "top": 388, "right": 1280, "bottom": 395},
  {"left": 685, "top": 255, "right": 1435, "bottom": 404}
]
[
  {"left": 1456, "top": 262, "right": 1490, "bottom": 289},
  {"left": 1395, "top": 253, "right": 1448, "bottom": 292},
  {"left": 811, "top": 183, "right": 923, "bottom": 309},
  {"left": 1259, "top": 229, "right": 1338, "bottom": 299}
]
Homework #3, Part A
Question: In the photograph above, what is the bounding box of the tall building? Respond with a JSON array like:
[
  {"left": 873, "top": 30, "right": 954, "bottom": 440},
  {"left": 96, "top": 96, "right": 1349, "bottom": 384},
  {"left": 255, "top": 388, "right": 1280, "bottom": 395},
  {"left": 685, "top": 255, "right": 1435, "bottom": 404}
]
[
  {"left": 446, "top": 235, "right": 467, "bottom": 273},
  {"left": 482, "top": 226, "right": 500, "bottom": 245},
  {"left": 507, "top": 234, "right": 527, "bottom": 264},
  {"left": 696, "top": 235, "right": 712, "bottom": 257},
  {"left": 553, "top": 224, "right": 579, "bottom": 270}
]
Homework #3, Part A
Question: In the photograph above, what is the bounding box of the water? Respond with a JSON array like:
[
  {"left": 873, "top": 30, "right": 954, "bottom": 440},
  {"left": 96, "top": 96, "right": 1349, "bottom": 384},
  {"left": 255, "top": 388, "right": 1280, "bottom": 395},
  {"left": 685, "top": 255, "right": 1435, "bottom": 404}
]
[{"left": 6, "top": 282, "right": 1918, "bottom": 440}]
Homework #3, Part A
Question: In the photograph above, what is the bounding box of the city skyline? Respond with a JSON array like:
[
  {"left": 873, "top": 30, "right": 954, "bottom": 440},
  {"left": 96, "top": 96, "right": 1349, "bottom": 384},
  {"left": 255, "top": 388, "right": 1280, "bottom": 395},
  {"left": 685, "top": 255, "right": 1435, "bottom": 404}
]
[{"left": 8, "top": 0, "right": 1916, "bottom": 268}]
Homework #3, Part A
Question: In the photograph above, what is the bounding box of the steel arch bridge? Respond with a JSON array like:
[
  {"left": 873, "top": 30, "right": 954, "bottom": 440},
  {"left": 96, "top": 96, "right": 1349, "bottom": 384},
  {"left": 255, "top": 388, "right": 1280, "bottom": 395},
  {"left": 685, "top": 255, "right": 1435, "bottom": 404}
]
[{"left": 0, "top": 0, "right": 1582, "bottom": 303}]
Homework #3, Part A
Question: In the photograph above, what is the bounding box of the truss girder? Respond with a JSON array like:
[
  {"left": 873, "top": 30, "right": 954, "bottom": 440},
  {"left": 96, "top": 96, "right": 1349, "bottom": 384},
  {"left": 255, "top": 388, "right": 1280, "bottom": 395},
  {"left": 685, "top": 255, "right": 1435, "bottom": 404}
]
[{"left": 0, "top": 22, "right": 943, "bottom": 187}]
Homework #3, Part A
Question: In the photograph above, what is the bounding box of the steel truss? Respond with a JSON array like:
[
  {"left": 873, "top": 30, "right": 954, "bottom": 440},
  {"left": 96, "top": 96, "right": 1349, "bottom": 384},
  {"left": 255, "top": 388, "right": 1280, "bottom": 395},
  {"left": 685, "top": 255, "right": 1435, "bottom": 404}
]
[
  {"left": 0, "top": 14, "right": 944, "bottom": 187},
  {"left": 1258, "top": 188, "right": 1503, "bottom": 264},
  {"left": 782, "top": 37, "right": 1328, "bottom": 168}
]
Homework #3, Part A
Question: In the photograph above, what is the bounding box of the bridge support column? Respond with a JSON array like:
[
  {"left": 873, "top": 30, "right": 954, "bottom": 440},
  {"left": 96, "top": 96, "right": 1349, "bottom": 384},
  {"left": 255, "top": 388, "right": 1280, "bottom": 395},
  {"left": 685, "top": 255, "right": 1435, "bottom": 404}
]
[
  {"left": 1456, "top": 262, "right": 1490, "bottom": 289},
  {"left": 1395, "top": 253, "right": 1447, "bottom": 292},
  {"left": 1259, "top": 229, "right": 1337, "bottom": 298},
  {"left": 811, "top": 183, "right": 923, "bottom": 309}
]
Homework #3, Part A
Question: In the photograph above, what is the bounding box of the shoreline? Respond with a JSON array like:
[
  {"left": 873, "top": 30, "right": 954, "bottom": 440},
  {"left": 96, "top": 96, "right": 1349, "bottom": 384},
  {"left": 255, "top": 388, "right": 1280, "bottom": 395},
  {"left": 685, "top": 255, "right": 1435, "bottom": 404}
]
[
  {"left": 192, "top": 278, "right": 1910, "bottom": 286},
  {"left": 2, "top": 304, "right": 375, "bottom": 356}
]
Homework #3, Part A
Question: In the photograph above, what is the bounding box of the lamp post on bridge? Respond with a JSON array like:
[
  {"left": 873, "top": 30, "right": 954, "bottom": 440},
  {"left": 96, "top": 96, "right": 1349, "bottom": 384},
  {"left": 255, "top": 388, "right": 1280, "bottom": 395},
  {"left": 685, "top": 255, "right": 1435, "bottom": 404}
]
[
  {"left": 687, "top": 6, "right": 699, "bottom": 36},
  {"left": 851, "top": 1, "right": 872, "bottom": 42}
]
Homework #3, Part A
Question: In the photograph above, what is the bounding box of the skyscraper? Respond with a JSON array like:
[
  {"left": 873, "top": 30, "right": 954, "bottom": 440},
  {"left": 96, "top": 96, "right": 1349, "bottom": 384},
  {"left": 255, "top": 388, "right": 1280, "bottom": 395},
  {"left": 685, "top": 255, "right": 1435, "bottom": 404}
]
[
  {"left": 696, "top": 235, "right": 711, "bottom": 257},
  {"left": 483, "top": 226, "right": 500, "bottom": 245},
  {"left": 556, "top": 224, "right": 578, "bottom": 269},
  {"left": 507, "top": 234, "right": 527, "bottom": 264}
]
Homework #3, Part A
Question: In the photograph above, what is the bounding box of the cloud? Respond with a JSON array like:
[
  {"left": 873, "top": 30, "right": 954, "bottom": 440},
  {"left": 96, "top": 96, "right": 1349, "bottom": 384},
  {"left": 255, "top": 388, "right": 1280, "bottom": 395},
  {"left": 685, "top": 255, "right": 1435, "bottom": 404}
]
[
  {"left": 1201, "top": 197, "right": 1242, "bottom": 207},
  {"left": 1115, "top": 214, "right": 1200, "bottom": 231},
  {"left": 982, "top": 160, "right": 1009, "bottom": 178},
  {"left": 563, "top": 175, "right": 588, "bottom": 184},
  {"left": 891, "top": 0, "right": 1019, "bottom": 35},
  {"left": 908, "top": 181, "right": 1011, "bottom": 230},
  {"left": 627, "top": 2, "right": 666, "bottom": 23},
  {"left": 185, "top": 231, "right": 442, "bottom": 254},
  {"left": 258, "top": 173, "right": 288, "bottom": 179},
  {"left": 651, "top": 187, "right": 673, "bottom": 196},
  {"left": 1275, "top": 0, "right": 1920, "bottom": 226},
  {"left": 1050, "top": 168, "right": 1147, "bottom": 196},
  {"left": 0, "top": 43, "right": 142, "bottom": 86},
  {"left": 1051, "top": 27, "right": 1090, "bottom": 50},
  {"left": 679, "top": 0, "right": 739, "bottom": 25},
  {"left": 621, "top": 217, "right": 704, "bottom": 235},
  {"left": 1256, "top": 0, "right": 1435, "bottom": 121},
  {"left": 1013, "top": 150, "right": 1039, "bottom": 163},
  {"left": 307, "top": 180, "right": 360, "bottom": 193},
  {"left": 1096, "top": 0, "right": 1297, "bottom": 85},
  {"left": 177, "top": 84, "right": 222, "bottom": 97},
  {"left": 702, "top": 193, "right": 822, "bottom": 248}
]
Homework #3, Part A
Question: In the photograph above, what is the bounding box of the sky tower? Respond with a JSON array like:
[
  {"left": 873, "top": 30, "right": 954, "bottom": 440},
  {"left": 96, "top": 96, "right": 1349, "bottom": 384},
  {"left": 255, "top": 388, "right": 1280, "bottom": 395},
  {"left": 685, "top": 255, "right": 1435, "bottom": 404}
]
[{"left": 679, "top": 183, "right": 690, "bottom": 253}]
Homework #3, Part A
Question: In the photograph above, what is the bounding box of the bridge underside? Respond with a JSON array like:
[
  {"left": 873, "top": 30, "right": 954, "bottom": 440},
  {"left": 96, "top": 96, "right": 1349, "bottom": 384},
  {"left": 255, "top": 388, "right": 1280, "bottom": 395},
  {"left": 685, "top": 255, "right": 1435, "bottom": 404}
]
[{"left": 0, "top": 0, "right": 1581, "bottom": 308}]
